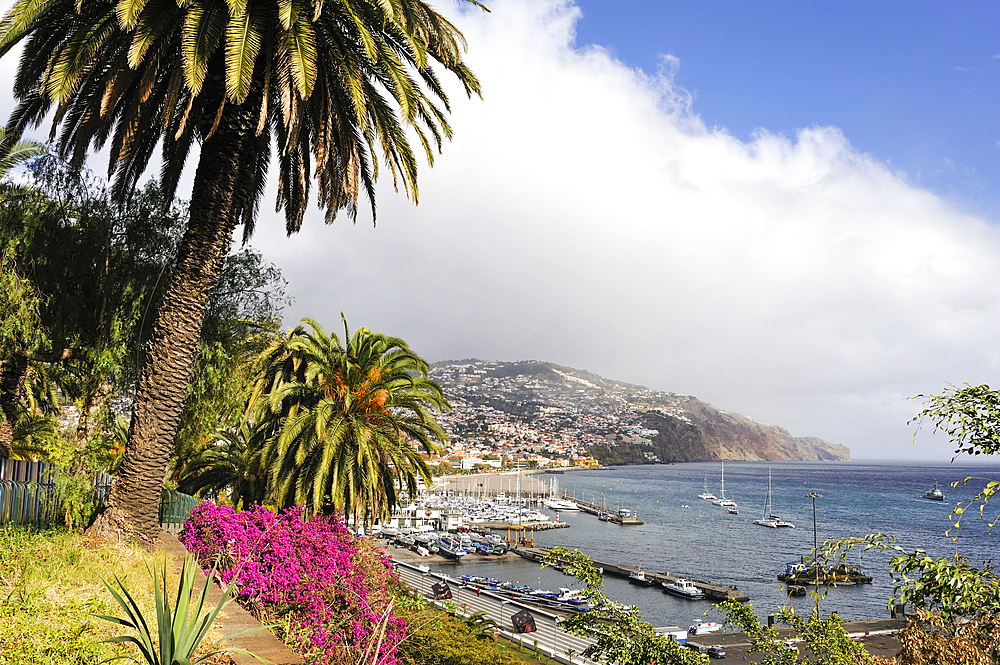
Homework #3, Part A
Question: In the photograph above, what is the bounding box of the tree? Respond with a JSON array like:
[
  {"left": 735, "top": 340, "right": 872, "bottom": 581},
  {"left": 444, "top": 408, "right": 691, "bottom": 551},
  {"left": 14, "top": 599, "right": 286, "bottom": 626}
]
[
  {"left": 175, "top": 417, "right": 271, "bottom": 509},
  {"left": 0, "top": 0, "right": 482, "bottom": 542},
  {"left": 251, "top": 317, "right": 448, "bottom": 529},
  {"left": 541, "top": 547, "right": 705, "bottom": 665},
  {"left": 0, "top": 160, "right": 187, "bottom": 462},
  {"left": 0, "top": 130, "right": 47, "bottom": 457}
]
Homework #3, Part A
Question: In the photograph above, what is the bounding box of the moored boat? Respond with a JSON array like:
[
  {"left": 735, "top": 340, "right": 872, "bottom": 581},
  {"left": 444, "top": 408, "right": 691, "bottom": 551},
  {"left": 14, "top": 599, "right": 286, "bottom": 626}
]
[
  {"left": 437, "top": 536, "right": 466, "bottom": 560},
  {"left": 753, "top": 468, "right": 795, "bottom": 528},
  {"left": 628, "top": 569, "right": 656, "bottom": 586},
  {"left": 711, "top": 462, "right": 738, "bottom": 508},
  {"left": 662, "top": 578, "right": 705, "bottom": 600}
]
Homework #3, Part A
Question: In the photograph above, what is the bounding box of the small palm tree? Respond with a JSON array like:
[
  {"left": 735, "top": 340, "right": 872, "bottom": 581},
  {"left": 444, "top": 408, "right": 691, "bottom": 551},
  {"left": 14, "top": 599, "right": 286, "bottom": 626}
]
[
  {"left": 176, "top": 417, "right": 271, "bottom": 509},
  {"left": 251, "top": 317, "right": 448, "bottom": 529}
]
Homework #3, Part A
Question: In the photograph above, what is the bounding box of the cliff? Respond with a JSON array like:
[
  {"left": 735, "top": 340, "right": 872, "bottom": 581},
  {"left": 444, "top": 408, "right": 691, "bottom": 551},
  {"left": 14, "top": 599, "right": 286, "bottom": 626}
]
[{"left": 431, "top": 360, "right": 850, "bottom": 464}]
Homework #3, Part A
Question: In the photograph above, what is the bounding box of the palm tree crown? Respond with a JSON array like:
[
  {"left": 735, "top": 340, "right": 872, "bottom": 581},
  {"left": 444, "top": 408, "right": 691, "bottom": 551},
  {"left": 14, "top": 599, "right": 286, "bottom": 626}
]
[
  {"left": 252, "top": 317, "right": 448, "bottom": 528},
  {"left": 0, "top": 0, "right": 481, "bottom": 231}
]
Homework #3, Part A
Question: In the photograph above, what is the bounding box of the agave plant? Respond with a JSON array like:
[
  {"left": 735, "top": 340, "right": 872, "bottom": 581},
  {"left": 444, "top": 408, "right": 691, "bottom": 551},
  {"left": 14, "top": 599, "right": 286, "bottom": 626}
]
[{"left": 98, "top": 554, "right": 260, "bottom": 664}]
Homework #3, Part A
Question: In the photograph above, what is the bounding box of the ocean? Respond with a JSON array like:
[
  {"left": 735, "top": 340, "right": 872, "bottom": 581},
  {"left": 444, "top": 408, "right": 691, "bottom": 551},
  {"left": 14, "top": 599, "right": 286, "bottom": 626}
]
[{"left": 425, "top": 460, "right": 1000, "bottom": 628}]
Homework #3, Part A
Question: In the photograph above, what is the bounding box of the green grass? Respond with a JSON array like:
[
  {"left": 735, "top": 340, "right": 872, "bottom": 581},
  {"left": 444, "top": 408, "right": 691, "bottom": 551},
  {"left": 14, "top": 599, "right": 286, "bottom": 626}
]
[{"left": 0, "top": 526, "right": 183, "bottom": 664}]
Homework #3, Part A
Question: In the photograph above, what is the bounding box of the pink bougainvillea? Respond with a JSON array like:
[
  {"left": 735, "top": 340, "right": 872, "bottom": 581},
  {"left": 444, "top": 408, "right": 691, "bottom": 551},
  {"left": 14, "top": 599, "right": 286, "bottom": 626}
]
[{"left": 180, "top": 503, "right": 404, "bottom": 665}]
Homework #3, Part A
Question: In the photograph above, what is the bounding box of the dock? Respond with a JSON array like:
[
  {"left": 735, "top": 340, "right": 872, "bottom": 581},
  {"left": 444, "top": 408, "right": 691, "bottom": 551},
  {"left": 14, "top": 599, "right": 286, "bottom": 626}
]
[
  {"left": 515, "top": 545, "right": 750, "bottom": 603},
  {"left": 572, "top": 498, "right": 644, "bottom": 524}
]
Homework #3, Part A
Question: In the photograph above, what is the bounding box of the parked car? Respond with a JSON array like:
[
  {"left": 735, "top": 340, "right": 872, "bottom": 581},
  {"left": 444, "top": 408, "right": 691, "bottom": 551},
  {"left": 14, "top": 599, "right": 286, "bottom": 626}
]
[
  {"left": 782, "top": 639, "right": 799, "bottom": 653},
  {"left": 684, "top": 641, "right": 708, "bottom": 654},
  {"left": 707, "top": 645, "right": 726, "bottom": 659}
]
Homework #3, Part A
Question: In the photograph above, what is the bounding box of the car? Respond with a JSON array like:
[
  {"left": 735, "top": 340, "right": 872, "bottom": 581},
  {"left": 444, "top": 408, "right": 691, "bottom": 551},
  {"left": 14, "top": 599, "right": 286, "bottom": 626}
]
[
  {"left": 782, "top": 639, "right": 799, "bottom": 653},
  {"left": 707, "top": 645, "right": 726, "bottom": 659}
]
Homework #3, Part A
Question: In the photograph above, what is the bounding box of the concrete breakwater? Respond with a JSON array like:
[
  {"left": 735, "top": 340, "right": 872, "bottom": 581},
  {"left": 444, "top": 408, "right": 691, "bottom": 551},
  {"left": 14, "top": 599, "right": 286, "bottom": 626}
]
[{"left": 515, "top": 545, "right": 750, "bottom": 603}]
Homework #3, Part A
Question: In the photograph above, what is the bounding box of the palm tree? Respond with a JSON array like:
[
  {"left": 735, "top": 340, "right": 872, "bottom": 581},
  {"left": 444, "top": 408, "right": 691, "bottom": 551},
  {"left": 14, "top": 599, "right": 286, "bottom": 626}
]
[
  {"left": 175, "top": 417, "right": 271, "bottom": 509},
  {"left": 251, "top": 317, "right": 448, "bottom": 530},
  {"left": 0, "top": 0, "right": 481, "bottom": 540}
]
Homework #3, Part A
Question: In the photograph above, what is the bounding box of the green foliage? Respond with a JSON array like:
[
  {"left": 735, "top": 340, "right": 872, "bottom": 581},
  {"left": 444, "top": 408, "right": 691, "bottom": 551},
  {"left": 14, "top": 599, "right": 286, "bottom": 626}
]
[
  {"left": 175, "top": 417, "right": 271, "bottom": 510},
  {"left": 541, "top": 547, "right": 706, "bottom": 665},
  {"left": 912, "top": 383, "right": 1000, "bottom": 458},
  {"left": 821, "top": 534, "right": 1000, "bottom": 623},
  {"left": 397, "top": 602, "right": 519, "bottom": 665},
  {"left": 53, "top": 469, "right": 105, "bottom": 531},
  {"left": 0, "top": 248, "right": 47, "bottom": 354},
  {"left": 722, "top": 600, "right": 873, "bottom": 665},
  {"left": 98, "top": 554, "right": 259, "bottom": 665}
]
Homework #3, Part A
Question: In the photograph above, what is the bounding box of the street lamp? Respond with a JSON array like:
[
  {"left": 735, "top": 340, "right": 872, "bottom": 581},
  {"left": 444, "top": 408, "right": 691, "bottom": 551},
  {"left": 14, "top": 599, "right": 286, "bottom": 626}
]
[{"left": 805, "top": 491, "right": 823, "bottom": 615}]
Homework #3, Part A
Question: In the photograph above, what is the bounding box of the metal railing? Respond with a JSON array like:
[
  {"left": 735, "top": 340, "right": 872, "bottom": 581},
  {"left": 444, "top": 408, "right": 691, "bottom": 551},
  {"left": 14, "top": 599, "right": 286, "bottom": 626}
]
[
  {"left": 0, "top": 480, "right": 57, "bottom": 526},
  {"left": 159, "top": 489, "right": 200, "bottom": 534},
  {"left": 394, "top": 560, "right": 600, "bottom": 665},
  {"left": 0, "top": 471, "right": 197, "bottom": 531}
]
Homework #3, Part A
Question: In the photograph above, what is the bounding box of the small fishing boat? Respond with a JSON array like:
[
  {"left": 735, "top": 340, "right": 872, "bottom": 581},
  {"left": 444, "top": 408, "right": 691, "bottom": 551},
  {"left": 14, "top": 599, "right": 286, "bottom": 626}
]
[
  {"left": 437, "top": 536, "right": 466, "bottom": 560},
  {"left": 662, "top": 578, "right": 705, "bottom": 600},
  {"left": 628, "top": 569, "right": 656, "bottom": 586},
  {"left": 922, "top": 482, "right": 944, "bottom": 501}
]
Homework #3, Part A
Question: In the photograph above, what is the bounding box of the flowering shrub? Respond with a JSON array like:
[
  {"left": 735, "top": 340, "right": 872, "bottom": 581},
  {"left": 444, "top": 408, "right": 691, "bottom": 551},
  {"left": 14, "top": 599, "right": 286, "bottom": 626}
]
[{"left": 179, "top": 503, "right": 404, "bottom": 665}]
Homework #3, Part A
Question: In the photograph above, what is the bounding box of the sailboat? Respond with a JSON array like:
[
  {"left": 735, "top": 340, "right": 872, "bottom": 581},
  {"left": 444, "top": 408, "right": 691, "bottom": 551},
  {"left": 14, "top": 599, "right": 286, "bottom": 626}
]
[
  {"left": 698, "top": 470, "right": 717, "bottom": 501},
  {"left": 712, "top": 462, "right": 738, "bottom": 507},
  {"left": 753, "top": 468, "right": 794, "bottom": 528}
]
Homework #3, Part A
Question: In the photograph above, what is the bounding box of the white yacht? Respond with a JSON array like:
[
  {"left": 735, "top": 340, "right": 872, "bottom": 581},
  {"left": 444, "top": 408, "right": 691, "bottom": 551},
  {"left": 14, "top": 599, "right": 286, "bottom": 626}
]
[
  {"left": 628, "top": 569, "right": 655, "bottom": 586},
  {"left": 662, "top": 578, "right": 705, "bottom": 600},
  {"left": 711, "top": 462, "right": 738, "bottom": 508},
  {"left": 753, "top": 468, "right": 794, "bottom": 528},
  {"left": 697, "top": 471, "right": 717, "bottom": 501},
  {"left": 688, "top": 619, "right": 722, "bottom": 635},
  {"left": 545, "top": 498, "right": 580, "bottom": 511}
]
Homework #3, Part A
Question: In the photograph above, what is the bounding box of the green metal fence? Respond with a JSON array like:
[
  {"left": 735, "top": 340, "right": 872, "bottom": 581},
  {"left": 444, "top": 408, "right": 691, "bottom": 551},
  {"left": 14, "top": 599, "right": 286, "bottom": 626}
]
[
  {"left": 159, "top": 489, "right": 200, "bottom": 533},
  {"left": 0, "top": 480, "right": 57, "bottom": 527},
  {"left": 0, "top": 476, "right": 199, "bottom": 531}
]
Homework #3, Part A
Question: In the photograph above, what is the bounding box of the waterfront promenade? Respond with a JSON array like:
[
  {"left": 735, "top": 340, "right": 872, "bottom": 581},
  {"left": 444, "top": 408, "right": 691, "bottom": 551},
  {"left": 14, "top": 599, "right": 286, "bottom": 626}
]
[{"left": 393, "top": 558, "right": 904, "bottom": 663}]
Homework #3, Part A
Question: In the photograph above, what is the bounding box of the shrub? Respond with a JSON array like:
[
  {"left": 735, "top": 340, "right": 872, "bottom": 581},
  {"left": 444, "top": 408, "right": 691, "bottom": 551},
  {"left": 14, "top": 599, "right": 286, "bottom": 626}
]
[{"left": 180, "top": 502, "right": 404, "bottom": 665}]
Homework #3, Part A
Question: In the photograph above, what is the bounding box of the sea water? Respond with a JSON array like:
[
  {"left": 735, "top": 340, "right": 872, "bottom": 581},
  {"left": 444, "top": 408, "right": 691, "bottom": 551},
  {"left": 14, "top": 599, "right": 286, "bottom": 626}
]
[{"left": 427, "top": 460, "right": 1000, "bottom": 628}]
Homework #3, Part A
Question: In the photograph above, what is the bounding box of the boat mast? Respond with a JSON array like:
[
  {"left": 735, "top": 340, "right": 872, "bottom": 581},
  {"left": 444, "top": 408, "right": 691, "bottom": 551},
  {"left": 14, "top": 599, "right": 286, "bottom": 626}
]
[{"left": 720, "top": 461, "right": 726, "bottom": 500}]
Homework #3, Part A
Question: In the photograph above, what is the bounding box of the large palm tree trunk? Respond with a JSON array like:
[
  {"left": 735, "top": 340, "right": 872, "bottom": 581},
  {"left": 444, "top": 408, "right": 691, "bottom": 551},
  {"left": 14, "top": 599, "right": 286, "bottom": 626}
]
[{"left": 87, "top": 100, "right": 260, "bottom": 543}]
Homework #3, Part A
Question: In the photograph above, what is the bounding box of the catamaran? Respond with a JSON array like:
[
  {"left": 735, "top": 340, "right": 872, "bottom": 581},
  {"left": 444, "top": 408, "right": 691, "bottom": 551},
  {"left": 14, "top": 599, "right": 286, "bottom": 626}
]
[
  {"left": 753, "top": 468, "right": 794, "bottom": 528},
  {"left": 697, "top": 470, "right": 717, "bottom": 501},
  {"left": 711, "top": 462, "right": 738, "bottom": 508}
]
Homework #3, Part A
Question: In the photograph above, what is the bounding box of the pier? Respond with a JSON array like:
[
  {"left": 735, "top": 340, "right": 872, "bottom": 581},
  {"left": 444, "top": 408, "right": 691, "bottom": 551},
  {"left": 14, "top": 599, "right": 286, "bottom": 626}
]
[
  {"left": 572, "top": 497, "right": 644, "bottom": 524},
  {"left": 514, "top": 545, "right": 750, "bottom": 603}
]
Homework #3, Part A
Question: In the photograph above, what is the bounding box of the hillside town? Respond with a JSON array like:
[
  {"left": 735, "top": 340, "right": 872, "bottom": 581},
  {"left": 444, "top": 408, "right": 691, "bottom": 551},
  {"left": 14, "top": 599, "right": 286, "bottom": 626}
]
[{"left": 426, "top": 359, "right": 682, "bottom": 470}]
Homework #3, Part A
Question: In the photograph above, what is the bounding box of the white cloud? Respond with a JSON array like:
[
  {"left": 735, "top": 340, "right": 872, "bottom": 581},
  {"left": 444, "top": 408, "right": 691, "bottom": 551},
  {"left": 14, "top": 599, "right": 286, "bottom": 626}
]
[
  {"left": 250, "top": 0, "right": 1000, "bottom": 460},
  {"left": 4, "top": 0, "right": 996, "bottom": 459}
]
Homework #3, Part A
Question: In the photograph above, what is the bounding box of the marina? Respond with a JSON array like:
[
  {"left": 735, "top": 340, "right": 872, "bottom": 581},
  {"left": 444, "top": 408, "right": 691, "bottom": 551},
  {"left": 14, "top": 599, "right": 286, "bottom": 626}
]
[{"left": 382, "top": 460, "right": 1000, "bottom": 627}]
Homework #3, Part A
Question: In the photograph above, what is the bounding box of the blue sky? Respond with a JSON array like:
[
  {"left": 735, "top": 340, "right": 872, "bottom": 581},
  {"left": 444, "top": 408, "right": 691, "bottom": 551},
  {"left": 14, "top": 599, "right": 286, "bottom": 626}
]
[{"left": 572, "top": 1, "right": 1000, "bottom": 219}]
